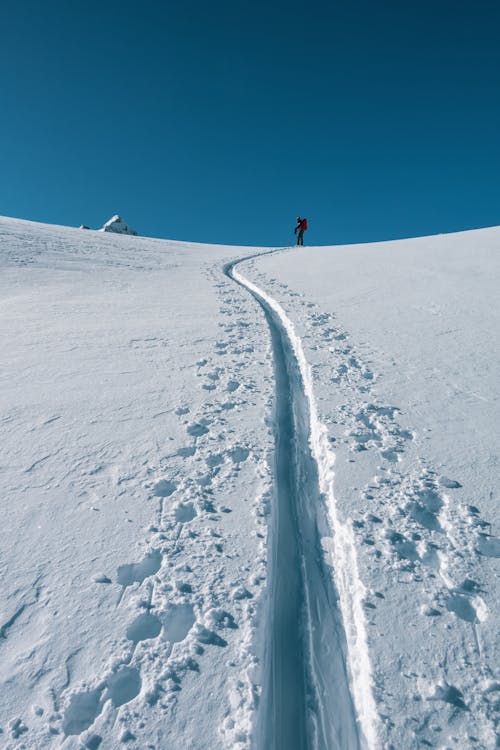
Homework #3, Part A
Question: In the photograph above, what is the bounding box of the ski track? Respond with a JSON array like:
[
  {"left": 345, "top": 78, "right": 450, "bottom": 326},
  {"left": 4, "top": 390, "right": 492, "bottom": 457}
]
[
  {"left": 3, "top": 221, "right": 499, "bottom": 749},
  {"left": 225, "top": 252, "right": 378, "bottom": 750},
  {"left": 240, "top": 258, "right": 500, "bottom": 749}
]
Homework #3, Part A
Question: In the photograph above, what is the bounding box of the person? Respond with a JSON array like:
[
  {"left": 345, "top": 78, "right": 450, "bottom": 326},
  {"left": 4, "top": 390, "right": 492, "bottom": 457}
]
[{"left": 294, "top": 216, "right": 308, "bottom": 246}]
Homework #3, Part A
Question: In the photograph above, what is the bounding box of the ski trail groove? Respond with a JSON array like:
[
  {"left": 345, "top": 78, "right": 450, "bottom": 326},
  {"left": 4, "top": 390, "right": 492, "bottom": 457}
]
[{"left": 224, "top": 252, "right": 378, "bottom": 750}]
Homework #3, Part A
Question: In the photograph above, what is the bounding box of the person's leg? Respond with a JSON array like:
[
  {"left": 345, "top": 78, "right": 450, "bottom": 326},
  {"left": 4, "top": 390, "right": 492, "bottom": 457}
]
[{"left": 299, "top": 230, "right": 304, "bottom": 245}]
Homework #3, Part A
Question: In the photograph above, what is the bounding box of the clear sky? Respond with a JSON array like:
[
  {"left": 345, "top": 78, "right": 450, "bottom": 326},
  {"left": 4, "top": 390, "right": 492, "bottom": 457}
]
[{"left": 2, "top": 0, "right": 500, "bottom": 246}]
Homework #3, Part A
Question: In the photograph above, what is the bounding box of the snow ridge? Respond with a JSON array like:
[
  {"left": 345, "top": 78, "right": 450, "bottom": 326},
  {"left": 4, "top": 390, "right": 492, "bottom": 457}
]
[{"left": 230, "top": 257, "right": 379, "bottom": 749}]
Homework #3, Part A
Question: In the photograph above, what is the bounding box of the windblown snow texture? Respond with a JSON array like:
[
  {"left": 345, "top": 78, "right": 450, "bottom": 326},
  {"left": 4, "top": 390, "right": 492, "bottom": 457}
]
[{"left": 0, "top": 216, "right": 499, "bottom": 749}]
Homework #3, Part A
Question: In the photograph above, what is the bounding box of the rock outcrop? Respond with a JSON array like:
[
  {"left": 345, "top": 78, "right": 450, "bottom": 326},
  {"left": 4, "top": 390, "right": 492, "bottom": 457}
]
[{"left": 99, "top": 215, "right": 138, "bottom": 236}]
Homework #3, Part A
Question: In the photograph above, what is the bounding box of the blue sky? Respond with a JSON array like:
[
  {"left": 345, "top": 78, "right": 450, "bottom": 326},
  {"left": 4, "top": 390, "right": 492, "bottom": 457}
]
[{"left": 2, "top": 0, "right": 500, "bottom": 246}]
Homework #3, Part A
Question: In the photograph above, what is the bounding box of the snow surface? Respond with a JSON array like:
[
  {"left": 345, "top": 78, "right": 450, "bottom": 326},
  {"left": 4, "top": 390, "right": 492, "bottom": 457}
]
[{"left": 0, "top": 216, "right": 499, "bottom": 749}]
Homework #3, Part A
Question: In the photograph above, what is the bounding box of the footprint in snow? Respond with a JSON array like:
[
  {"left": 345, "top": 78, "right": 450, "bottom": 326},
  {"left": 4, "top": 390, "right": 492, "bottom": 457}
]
[
  {"left": 126, "top": 613, "right": 162, "bottom": 642},
  {"left": 439, "top": 476, "right": 462, "bottom": 489},
  {"left": 197, "top": 473, "right": 213, "bottom": 488},
  {"left": 428, "top": 682, "right": 468, "bottom": 710},
  {"left": 187, "top": 422, "right": 209, "bottom": 438},
  {"left": 174, "top": 502, "right": 197, "bottom": 523},
  {"left": 380, "top": 448, "right": 401, "bottom": 463},
  {"left": 476, "top": 533, "right": 500, "bottom": 558},
  {"left": 117, "top": 549, "right": 162, "bottom": 587},
  {"left": 408, "top": 500, "right": 442, "bottom": 532},
  {"left": 385, "top": 529, "right": 419, "bottom": 562},
  {"left": 9, "top": 718, "right": 28, "bottom": 739},
  {"left": 229, "top": 447, "right": 249, "bottom": 464},
  {"left": 63, "top": 688, "right": 103, "bottom": 736},
  {"left": 206, "top": 453, "right": 224, "bottom": 468},
  {"left": 177, "top": 446, "right": 196, "bottom": 458},
  {"left": 444, "top": 592, "right": 480, "bottom": 623},
  {"left": 153, "top": 479, "right": 177, "bottom": 497},
  {"left": 416, "top": 487, "right": 443, "bottom": 513},
  {"left": 161, "top": 603, "right": 195, "bottom": 643},
  {"left": 196, "top": 626, "right": 227, "bottom": 647},
  {"left": 83, "top": 733, "right": 102, "bottom": 749},
  {"left": 105, "top": 667, "right": 141, "bottom": 707}
]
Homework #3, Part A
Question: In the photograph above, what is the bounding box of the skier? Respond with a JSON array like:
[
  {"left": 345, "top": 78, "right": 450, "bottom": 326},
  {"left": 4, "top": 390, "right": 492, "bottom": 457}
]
[{"left": 294, "top": 216, "right": 308, "bottom": 246}]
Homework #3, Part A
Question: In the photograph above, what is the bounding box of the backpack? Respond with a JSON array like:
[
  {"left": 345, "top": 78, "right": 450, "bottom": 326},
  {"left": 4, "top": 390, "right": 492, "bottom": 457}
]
[{"left": 302, "top": 218, "right": 308, "bottom": 230}]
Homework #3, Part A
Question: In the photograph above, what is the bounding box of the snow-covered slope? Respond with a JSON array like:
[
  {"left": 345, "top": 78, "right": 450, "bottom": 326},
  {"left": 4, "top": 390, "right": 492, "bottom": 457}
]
[
  {"left": 0, "top": 216, "right": 498, "bottom": 749},
  {"left": 0, "top": 218, "right": 274, "bottom": 749},
  {"left": 243, "top": 230, "right": 500, "bottom": 749}
]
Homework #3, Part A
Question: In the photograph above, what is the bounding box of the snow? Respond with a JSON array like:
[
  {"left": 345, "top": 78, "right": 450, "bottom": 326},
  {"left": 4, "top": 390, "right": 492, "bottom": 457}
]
[
  {"left": 0, "top": 216, "right": 499, "bottom": 749},
  {"left": 99, "top": 215, "right": 138, "bottom": 235},
  {"left": 241, "top": 230, "right": 500, "bottom": 749},
  {"left": 229, "top": 259, "right": 377, "bottom": 748}
]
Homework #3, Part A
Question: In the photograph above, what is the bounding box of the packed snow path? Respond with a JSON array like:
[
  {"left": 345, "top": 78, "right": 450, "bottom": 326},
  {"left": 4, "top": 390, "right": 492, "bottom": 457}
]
[{"left": 226, "top": 256, "right": 376, "bottom": 749}]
